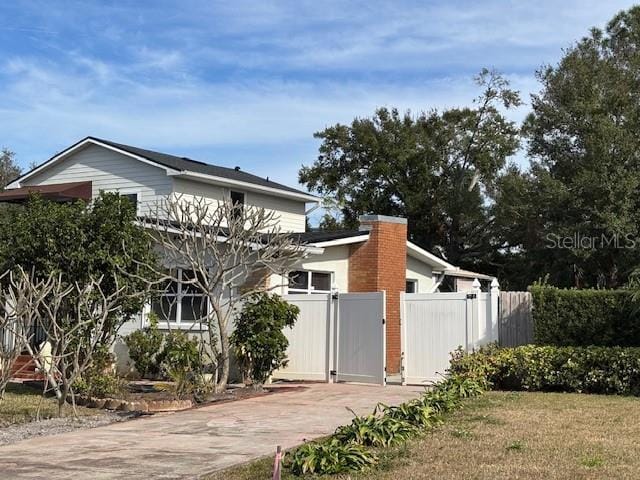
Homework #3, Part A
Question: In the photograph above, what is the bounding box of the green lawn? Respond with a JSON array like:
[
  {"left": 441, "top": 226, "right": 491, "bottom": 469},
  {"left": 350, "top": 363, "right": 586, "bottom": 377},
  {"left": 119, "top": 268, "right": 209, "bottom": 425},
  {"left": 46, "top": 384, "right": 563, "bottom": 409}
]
[
  {"left": 207, "top": 391, "right": 640, "bottom": 479},
  {"left": 0, "top": 383, "right": 98, "bottom": 427}
]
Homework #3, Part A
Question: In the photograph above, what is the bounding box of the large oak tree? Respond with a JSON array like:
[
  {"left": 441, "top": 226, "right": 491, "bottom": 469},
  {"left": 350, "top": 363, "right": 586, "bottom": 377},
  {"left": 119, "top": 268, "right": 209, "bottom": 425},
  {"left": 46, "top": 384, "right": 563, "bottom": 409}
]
[
  {"left": 494, "top": 6, "right": 640, "bottom": 289},
  {"left": 300, "top": 69, "right": 521, "bottom": 270}
]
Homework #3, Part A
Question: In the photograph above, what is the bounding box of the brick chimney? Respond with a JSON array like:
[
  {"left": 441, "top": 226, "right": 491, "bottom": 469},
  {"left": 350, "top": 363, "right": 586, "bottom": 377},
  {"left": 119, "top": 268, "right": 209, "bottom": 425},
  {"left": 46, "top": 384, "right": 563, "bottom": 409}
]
[{"left": 348, "top": 215, "right": 407, "bottom": 374}]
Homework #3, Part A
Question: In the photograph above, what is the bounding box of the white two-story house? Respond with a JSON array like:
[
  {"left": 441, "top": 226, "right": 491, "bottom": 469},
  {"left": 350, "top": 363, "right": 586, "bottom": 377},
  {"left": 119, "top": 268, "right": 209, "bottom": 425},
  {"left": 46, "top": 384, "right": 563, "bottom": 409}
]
[{"left": 2, "top": 137, "right": 493, "bottom": 371}]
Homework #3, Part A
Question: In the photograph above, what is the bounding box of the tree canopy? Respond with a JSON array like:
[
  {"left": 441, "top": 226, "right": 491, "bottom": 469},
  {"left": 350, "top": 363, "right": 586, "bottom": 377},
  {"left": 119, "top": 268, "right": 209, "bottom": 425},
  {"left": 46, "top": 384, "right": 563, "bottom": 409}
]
[
  {"left": 0, "top": 148, "right": 20, "bottom": 191},
  {"left": 300, "top": 69, "right": 521, "bottom": 270},
  {"left": 493, "top": 6, "right": 640, "bottom": 289},
  {"left": 0, "top": 193, "right": 157, "bottom": 333}
]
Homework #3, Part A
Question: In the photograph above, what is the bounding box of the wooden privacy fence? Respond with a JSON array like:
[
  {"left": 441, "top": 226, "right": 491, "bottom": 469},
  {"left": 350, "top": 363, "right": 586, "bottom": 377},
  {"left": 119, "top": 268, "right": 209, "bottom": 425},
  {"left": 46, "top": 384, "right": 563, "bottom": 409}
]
[{"left": 499, "top": 291, "right": 533, "bottom": 347}]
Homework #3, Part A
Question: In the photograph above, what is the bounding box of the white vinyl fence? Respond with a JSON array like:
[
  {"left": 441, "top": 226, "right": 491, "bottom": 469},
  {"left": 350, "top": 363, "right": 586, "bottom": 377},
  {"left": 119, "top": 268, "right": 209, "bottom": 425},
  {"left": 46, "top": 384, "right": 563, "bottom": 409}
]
[
  {"left": 272, "top": 294, "right": 333, "bottom": 382},
  {"left": 401, "top": 281, "right": 499, "bottom": 385},
  {"left": 273, "top": 292, "right": 386, "bottom": 386}
]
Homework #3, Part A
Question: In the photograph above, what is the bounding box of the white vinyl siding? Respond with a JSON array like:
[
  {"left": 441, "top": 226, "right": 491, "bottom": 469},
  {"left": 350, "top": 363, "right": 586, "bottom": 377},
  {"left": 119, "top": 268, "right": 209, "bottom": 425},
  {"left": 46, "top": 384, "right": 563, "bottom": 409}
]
[
  {"left": 406, "top": 255, "right": 436, "bottom": 293},
  {"left": 21, "top": 144, "right": 172, "bottom": 216},
  {"left": 270, "top": 244, "right": 351, "bottom": 294},
  {"left": 172, "top": 177, "right": 307, "bottom": 232}
]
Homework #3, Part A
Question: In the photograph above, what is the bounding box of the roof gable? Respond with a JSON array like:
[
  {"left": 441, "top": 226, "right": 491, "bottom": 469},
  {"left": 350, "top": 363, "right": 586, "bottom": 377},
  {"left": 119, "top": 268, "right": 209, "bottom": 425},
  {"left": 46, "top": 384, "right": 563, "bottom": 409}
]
[{"left": 8, "top": 137, "right": 318, "bottom": 202}]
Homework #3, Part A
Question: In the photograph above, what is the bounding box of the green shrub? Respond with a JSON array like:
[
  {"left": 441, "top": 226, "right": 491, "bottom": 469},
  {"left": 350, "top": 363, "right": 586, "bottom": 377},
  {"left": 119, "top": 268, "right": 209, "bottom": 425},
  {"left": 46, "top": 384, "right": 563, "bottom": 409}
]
[
  {"left": 450, "top": 345, "right": 640, "bottom": 396},
  {"left": 288, "top": 438, "right": 378, "bottom": 475},
  {"left": 530, "top": 285, "right": 640, "bottom": 346},
  {"left": 231, "top": 293, "right": 299, "bottom": 387},
  {"left": 161, "top": 330, "right": 207, "bottom": 399},
  {"left": 75, "top": 347, "right": 124, "bottom": 398},
  {"left": 123, "top": 314, "right": 165, "bottom": 378}
]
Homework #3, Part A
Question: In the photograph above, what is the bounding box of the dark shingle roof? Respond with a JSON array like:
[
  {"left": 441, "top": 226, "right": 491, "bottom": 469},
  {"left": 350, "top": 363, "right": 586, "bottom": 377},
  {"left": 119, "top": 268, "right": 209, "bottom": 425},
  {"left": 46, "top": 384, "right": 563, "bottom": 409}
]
[
  {"left": 290, "top": 230, "right": 368, "bottom": 244},
  {"left": 90, "top": 137, "right": 316, "bottom": 198}
]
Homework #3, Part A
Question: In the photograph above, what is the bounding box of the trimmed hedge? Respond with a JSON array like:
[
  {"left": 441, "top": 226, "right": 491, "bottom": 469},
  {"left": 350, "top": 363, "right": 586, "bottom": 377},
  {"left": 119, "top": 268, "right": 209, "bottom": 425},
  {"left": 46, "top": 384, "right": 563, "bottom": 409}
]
[
  {"left": 450, "top": 344, "right": 640, "bottom": 396},
  {"left": 530, "top": 285, "right": 640, "bottom": 346}
]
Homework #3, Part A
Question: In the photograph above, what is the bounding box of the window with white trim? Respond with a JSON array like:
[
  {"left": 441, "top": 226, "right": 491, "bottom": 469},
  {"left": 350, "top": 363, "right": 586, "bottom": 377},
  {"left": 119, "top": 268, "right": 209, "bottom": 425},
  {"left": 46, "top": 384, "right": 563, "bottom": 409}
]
[
  {"left": 288, "top": 270, "right": 332, "bottom": 294},
  {"left": 406, "top": 279, "right": 418, "bottom": 293},
  {"left": 151, "top": 269, "right": 208, "bottom": 324}
]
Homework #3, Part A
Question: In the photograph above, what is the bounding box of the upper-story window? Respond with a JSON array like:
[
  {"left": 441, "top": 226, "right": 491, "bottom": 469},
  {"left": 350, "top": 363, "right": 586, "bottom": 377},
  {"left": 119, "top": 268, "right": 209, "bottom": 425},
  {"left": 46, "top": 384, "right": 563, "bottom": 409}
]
[
  {"left": 406, "top": 279, "right": 418, "bottom": 293},
  {"left": 121, "top": 193, "right": 138, "bottom": 212},
  {"left": 230, "top": 191, "right": 245, "bottom": 220},
  {"left": 288, "top": 270, "right": 332, "bottom": 294}
]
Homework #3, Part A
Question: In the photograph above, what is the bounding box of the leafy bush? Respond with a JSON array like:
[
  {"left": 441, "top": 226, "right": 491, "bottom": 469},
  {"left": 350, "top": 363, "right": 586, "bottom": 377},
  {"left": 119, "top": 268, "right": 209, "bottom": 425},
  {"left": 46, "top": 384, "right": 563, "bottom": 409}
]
[
  {"left": 75, "top": 347, "right": 124, "bottom": 398},
  {"left": 436, "top": 373, "right": 486, "bottom": 398},
  {"left": 334, "top": 408, "right": 418, "bottom": 447},
  {"left": 231, "top": 293, "right": 299, "bottom": 387},
  {"left": 123, "top": 313, "right": 165, "bottom": 378},
  {"left": 161, "top": 330, "right": 207, "bottom": 399},
  {"left": 450, "top": 345, "right": 640, "bottom": 396},
  {"left": 288, "top": 438, "right": 378, "bottom": 475},
  {"left": 530, "top": 285, "right": 640, "bottom": 346},
  {"left": 377, "top": 398, "right": 437, "bottom": 428}
]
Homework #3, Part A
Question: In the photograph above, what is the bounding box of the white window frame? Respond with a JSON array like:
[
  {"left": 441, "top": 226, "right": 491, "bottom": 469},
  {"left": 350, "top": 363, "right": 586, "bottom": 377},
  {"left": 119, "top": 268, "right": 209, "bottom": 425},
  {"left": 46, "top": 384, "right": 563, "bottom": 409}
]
[
  {"left": 406, "top": 278, "right": 418, "bottom": 294},
  {"left": 287, "top": 269, "right": 333, "bottom": 294},
  {"left": 151, "top": 268, "right": 209, "bottom": 328}
]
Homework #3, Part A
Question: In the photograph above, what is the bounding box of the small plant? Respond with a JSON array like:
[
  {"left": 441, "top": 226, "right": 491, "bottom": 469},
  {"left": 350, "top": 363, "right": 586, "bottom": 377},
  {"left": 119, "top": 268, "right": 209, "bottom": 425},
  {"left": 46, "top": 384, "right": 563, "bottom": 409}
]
[
  {"left": 231, "top": 293, "right": 299, "bottom": 389},
  {"left": 438, "top": 375, "right": 486, "bottom": 399},
  {"left": 581, "top": 455, "right": 604, "bottom": 468},
  {"left": 288, "top": 438, "right": 378, "bottom": 475},
  {"left": 506, "top": 440, "right": 525, "bottom": 451},
  {"left": 75, "top": 348, "right": 124, "bottom": 398},
  {"left": 334, "top": 408, "right": 418, "bottom": 447},
  {"left": 451, "top": 428, "right": 473, "bottom": 439},
  {"left": 161, "top": 330, "right": 205, "bottom": 399},
  {"left": 377, "top": 399, "right": 436, "bottom": 428},
  {"left": 123, "top": 313, "right": 165, "bottom": 378}
]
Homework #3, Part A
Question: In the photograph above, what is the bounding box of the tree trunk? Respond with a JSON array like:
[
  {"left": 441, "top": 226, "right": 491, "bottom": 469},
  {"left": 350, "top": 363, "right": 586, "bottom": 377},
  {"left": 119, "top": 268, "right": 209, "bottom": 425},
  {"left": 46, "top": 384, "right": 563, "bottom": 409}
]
[{"left": 215, "top": 331, "right": 230, "bottom": 393}]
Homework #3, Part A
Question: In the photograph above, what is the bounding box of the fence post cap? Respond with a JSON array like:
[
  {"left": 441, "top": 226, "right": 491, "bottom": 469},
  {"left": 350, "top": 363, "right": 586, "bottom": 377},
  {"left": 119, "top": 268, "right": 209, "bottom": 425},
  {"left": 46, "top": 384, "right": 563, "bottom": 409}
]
[
  {"left": 472, "top": 278, "right": 481, "bottom": 289},
  {"left": 490, "top": 278, "right": 500, "bottom": 289}
]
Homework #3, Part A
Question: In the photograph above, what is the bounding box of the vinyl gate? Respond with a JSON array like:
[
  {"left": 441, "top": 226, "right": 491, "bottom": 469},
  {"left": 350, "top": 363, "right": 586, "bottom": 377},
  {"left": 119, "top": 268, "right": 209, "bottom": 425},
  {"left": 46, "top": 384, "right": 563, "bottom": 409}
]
[
  {"left": 336, "top": 292, "right": 386, "bottom": 385},
  {"left": 401, "top": 290, "right": 499, "bottom": 385},
  {"left": 273, "top": 292, "right": 386, "bottom": 385}
]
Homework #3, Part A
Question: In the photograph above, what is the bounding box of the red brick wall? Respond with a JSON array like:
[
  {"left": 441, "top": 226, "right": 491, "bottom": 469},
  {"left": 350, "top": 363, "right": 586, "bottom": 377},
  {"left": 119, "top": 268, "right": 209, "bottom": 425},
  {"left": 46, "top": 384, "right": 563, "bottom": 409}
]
[{"left": 348, "top": 216, "right": 407, "bottom": 374}]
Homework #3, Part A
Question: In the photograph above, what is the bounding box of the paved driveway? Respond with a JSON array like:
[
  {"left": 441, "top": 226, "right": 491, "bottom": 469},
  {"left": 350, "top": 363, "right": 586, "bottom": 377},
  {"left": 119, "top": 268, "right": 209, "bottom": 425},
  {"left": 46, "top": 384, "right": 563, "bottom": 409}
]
[{"left": 0, "top": 383, "right": 422, "bottom": 479}]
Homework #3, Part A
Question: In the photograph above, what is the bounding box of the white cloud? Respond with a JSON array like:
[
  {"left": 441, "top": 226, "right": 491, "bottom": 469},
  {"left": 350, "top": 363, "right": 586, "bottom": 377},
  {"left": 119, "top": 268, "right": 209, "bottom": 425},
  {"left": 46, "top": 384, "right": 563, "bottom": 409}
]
[{"left": 1, "top": 0, "right": 637, "bottom": 189}]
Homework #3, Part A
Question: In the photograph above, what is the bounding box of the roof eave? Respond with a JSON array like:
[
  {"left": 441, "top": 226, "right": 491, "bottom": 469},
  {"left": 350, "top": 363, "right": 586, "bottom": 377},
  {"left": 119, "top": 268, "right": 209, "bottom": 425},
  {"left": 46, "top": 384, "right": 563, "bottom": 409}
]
[
  {"left": 406, "top": 241, "right": 455, "bottom": 270},
  {"left": 168, "top": 170, "right": 320, "bottom": 203},
  {"left": 309, "top": 234, "right": 369, "bottom": 248}
]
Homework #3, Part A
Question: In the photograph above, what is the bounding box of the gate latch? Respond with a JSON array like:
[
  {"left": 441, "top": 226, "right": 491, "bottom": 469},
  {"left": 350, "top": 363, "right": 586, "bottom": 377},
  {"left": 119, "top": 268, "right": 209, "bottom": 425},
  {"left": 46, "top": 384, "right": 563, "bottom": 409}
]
[
  {"left": 330, "top": 370, "right": 337, "bottom": 376},
  {"left": 466, "top": 293, "right": 477, "bottom": 299}
]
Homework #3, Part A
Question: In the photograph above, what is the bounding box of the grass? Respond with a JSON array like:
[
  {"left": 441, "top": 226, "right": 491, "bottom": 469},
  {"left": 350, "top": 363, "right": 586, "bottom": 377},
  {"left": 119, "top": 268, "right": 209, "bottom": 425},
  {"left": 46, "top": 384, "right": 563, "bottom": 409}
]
[
  {"left": 0, "top": 383, "right": 98, "bottom": 427},
  {"left": 206, "top": 391, "right": 640, "bottom": 479}
]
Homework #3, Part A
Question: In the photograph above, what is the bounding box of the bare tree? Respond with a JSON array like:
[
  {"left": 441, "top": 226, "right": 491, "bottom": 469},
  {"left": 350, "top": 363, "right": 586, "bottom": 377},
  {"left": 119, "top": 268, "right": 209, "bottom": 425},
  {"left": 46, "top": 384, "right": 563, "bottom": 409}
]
[
  {"left": 139, "top": 195, "right": 306, "bottom": 393},
  {"left": 2, "top": 267, "right": 147, "bottom": 414},
  {"left": 0, "top": 269, "right": 32, "bottom": 398}
]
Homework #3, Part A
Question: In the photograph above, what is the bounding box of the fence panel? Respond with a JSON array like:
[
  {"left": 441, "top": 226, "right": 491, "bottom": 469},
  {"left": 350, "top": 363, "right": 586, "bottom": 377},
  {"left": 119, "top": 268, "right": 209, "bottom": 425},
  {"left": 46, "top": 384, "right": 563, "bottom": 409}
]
[
  {"left": 499, "top": 291, "right": 533, "bottom": 347},
  {"left": 402, "top": 292, "right": 469, "bottom": 385},
  {"left": 272, "top": 294, "right": 333, "bottom": 382}
]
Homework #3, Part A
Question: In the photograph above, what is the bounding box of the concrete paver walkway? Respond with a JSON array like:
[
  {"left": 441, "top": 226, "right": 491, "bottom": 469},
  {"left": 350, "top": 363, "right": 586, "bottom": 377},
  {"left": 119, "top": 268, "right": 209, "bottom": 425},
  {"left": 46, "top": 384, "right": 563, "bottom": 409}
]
[{"left": 0, "top": 383, "right": 422, "bottom": 479}]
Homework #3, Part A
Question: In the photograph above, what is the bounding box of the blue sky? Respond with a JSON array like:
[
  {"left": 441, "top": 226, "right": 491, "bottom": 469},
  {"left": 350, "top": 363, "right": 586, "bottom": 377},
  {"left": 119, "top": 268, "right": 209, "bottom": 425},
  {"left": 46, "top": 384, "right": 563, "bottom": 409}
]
[{"left": 0, "top": 0, "right": 636, "bottom": 192}]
